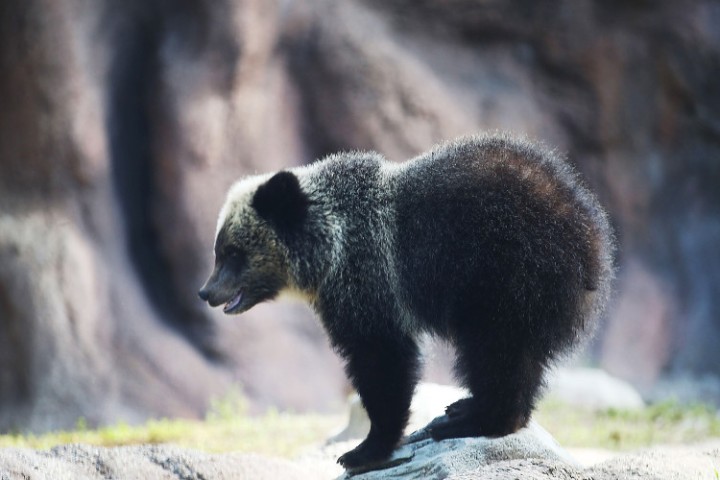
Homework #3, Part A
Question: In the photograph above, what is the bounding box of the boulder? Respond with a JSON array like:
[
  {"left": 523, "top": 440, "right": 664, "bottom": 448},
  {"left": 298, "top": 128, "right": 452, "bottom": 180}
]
[
  {"left": 328, "top": 383, "right": 468, "bottom": 443},
  {"left": 334, "top": 420, "right": 578, "bottom": 480},
  {"left": 324, "top": 382, "right": 578, "bottom": 478},
  {"left": 546, "top": 368, "right": 645, "bottom": 411}
]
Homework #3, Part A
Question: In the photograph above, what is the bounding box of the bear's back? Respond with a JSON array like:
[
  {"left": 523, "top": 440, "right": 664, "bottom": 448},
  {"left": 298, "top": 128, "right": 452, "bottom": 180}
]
[{"left": 390, "top": 135, "right": 610, "bottom": 345}]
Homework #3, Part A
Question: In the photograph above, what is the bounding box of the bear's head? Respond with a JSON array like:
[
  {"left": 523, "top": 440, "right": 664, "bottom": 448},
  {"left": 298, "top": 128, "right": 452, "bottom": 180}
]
[{"left": 198, "top": 171, "right": 309, "bottom": 314}]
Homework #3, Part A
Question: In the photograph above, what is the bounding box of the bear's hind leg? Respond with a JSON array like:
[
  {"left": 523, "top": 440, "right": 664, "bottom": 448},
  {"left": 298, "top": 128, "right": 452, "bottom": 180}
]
[
  {"left": 336, "top": 333, "right": 420, "bottom": 470},
  {"left": 430, "top": 332, "right": 545, "bottom": 441}
]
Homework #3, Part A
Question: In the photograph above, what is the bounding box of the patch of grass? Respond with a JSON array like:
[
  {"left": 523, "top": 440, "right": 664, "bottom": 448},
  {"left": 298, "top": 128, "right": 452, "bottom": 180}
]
[
  {"left": 0, "top": 414, "right": 343, "bottom": 456},
  {"left": 535, "top": 398, "right": 720, "bottom": 450},
  {"left": 0, "top": 418, "right": 196, "bottom": 451},
  {"left": 2, "top": 391, "right": 718, "bottom": 456},
  {"left": 0, "top": 388, "right": 343, "bottom": 457}
]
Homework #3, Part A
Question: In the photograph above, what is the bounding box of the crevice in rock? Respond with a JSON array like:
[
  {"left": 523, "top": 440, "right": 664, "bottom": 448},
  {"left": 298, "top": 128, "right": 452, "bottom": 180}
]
[
  {"left": 0, "top": 274, "right": 32, "bottom": 429},
  {"left": 281, "top": 23, "right": 347, "bottom": 162},
  {"left": 104, "top": 2, "right": 218, "bottom": 358}
]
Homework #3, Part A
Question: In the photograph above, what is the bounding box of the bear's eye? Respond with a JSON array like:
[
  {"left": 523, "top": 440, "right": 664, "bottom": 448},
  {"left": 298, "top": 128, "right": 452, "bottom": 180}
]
[{"left": 223, "top": 249, "right": 246, "bottom": 269}]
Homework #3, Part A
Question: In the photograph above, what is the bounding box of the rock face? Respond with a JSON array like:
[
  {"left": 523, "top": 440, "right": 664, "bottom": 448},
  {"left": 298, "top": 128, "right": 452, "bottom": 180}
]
[
  {"left": 1, "top": 0, "right": 720, "bottom": 431},
  {"left": 1, "top": 437, "right": 718, "bottom": 480}
]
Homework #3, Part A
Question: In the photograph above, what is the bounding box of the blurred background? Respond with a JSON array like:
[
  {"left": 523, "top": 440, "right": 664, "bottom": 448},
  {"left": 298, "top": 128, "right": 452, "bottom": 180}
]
[{"left": 0, "top": 0, "right": 719, "bottom": 434}]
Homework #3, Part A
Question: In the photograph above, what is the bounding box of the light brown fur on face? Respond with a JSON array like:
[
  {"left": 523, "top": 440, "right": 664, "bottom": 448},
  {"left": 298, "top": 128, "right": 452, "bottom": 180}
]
[{"left": 199, "top": 202, "right": 290, "bottom": 314}]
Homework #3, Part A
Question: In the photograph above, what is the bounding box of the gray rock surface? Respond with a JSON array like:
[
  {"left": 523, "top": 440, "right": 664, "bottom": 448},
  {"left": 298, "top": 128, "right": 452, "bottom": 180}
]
[
  {"left": 585, "top": 443, "right": 720, "bottom": 480},
  {"left": 0, "top": 444, "right": 337, "bottom": 480},
  {"left": 2, "top": 439, "right": 718, "bottom": 480}
]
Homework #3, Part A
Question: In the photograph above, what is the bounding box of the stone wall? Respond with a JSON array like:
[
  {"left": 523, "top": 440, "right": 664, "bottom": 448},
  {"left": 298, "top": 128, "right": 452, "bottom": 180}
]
[{"left": 0, "top": 0, "right": 718, "bottom": 431}]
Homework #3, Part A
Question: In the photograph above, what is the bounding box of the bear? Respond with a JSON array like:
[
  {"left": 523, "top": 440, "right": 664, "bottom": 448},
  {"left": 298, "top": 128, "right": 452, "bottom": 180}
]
[{"left": 198, "top": 134, "right": 615, "bottom": 470}]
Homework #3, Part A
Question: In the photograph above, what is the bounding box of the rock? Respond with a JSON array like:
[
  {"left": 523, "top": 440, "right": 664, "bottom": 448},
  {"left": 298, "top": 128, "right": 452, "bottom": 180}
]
[
  {"left": 334, "top": 420, "right": 577, "bottom": 480},
  {"left": 330, "top": 433, "right": 720, "bottom": 480},
  {"left": 546, "top": 368, "right": 645, "bottom": 411},
  {"left": 326, "top": 395, "right": 369, "bottom": 444},
  {"left": 407, "top": 384, "right": 469, "bottom": 431},
  {"left": 325, "top": 384, "right": 580, "bottom": 478},
  {"left": 0, "top": 0, "right": 348, "bottom": 432},
  {"left": 328, "top": 383, "right": 467, "bottom": 443},
  {"left": 448, "top": 442, "right": 720, "bottom": 480},
  {"left": 0, "top": 444, "right": 337, "bottom": 480},
  {"left": 585, "top": 442, "right": 720, "bottom": 480},
  {"left": 1, "top": 440, "right": 719, "bottom": 479},
  {"left": 648, "top": 374, "right": 720, "bottom": 410}
]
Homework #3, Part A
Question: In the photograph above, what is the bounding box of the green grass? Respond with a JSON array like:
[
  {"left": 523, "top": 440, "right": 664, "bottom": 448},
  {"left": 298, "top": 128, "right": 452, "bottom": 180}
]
[
  {"left": 0, "top": 391, "right": 718, "bottom": 456},
  {"left": 535, "top": 398, "right": 720, "bottom": 450},
  {"left": 0, "top": 388, "right": 343, "bottom": 457},
  {"left": 0, "top": 413, "right": 343, "bottom": 456}
]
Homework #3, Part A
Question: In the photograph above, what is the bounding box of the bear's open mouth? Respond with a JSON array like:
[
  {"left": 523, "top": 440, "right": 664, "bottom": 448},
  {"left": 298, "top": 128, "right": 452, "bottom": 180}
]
[{"left": 223, "top": 291, "right": 244, "bottom": 313}]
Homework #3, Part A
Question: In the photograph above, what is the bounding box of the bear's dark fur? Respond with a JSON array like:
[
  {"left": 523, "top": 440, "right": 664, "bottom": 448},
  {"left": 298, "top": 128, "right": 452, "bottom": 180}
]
[{"left": 198, "top": 134, "right": 615, "bottom": 470}]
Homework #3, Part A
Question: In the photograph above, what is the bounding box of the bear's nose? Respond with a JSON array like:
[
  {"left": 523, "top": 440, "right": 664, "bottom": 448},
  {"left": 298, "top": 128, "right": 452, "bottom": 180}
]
[{"left": 198, "top": 287, "right": 210, "bottom": 301}]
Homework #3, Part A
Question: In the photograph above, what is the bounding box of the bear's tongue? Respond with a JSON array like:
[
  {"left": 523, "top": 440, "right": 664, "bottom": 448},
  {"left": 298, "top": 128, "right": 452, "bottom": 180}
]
[{"left": 223, "top": 291, "right": 243, "bottom": 313}]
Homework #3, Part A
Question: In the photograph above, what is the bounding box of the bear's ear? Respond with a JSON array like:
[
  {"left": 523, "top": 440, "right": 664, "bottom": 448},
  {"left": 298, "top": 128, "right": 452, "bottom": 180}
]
[{"left": 252, "top": 171, "right": 309, "bottom": 230}]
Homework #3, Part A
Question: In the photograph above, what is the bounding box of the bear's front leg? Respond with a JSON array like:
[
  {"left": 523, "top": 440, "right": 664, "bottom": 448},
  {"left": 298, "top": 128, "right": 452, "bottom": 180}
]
[{"left": 335, "top": 332, "right": 420, "bottom": 470}]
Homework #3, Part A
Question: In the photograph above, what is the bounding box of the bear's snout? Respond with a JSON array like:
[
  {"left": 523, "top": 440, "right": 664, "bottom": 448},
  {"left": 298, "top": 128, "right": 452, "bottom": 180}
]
[
  {"left": 197, "top": 267, "right": 240, "bottom": 309},
  {"left": 197, "top": 287, "right": 210, "bottom": 302},
  {"left": 198, "top": 273, "right": 223, "bottom": 305},
  {"left": 197, "top": 281, "right": 225, "bottom": 307},
  {"left": 197, "top": 285, "right": 227, "bottom": 307}
]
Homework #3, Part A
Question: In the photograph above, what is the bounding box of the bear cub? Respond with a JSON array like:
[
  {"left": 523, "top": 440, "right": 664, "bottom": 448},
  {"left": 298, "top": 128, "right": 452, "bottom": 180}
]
[{"left": 198, "top": 134, "right": 615, "bottom": 470}]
